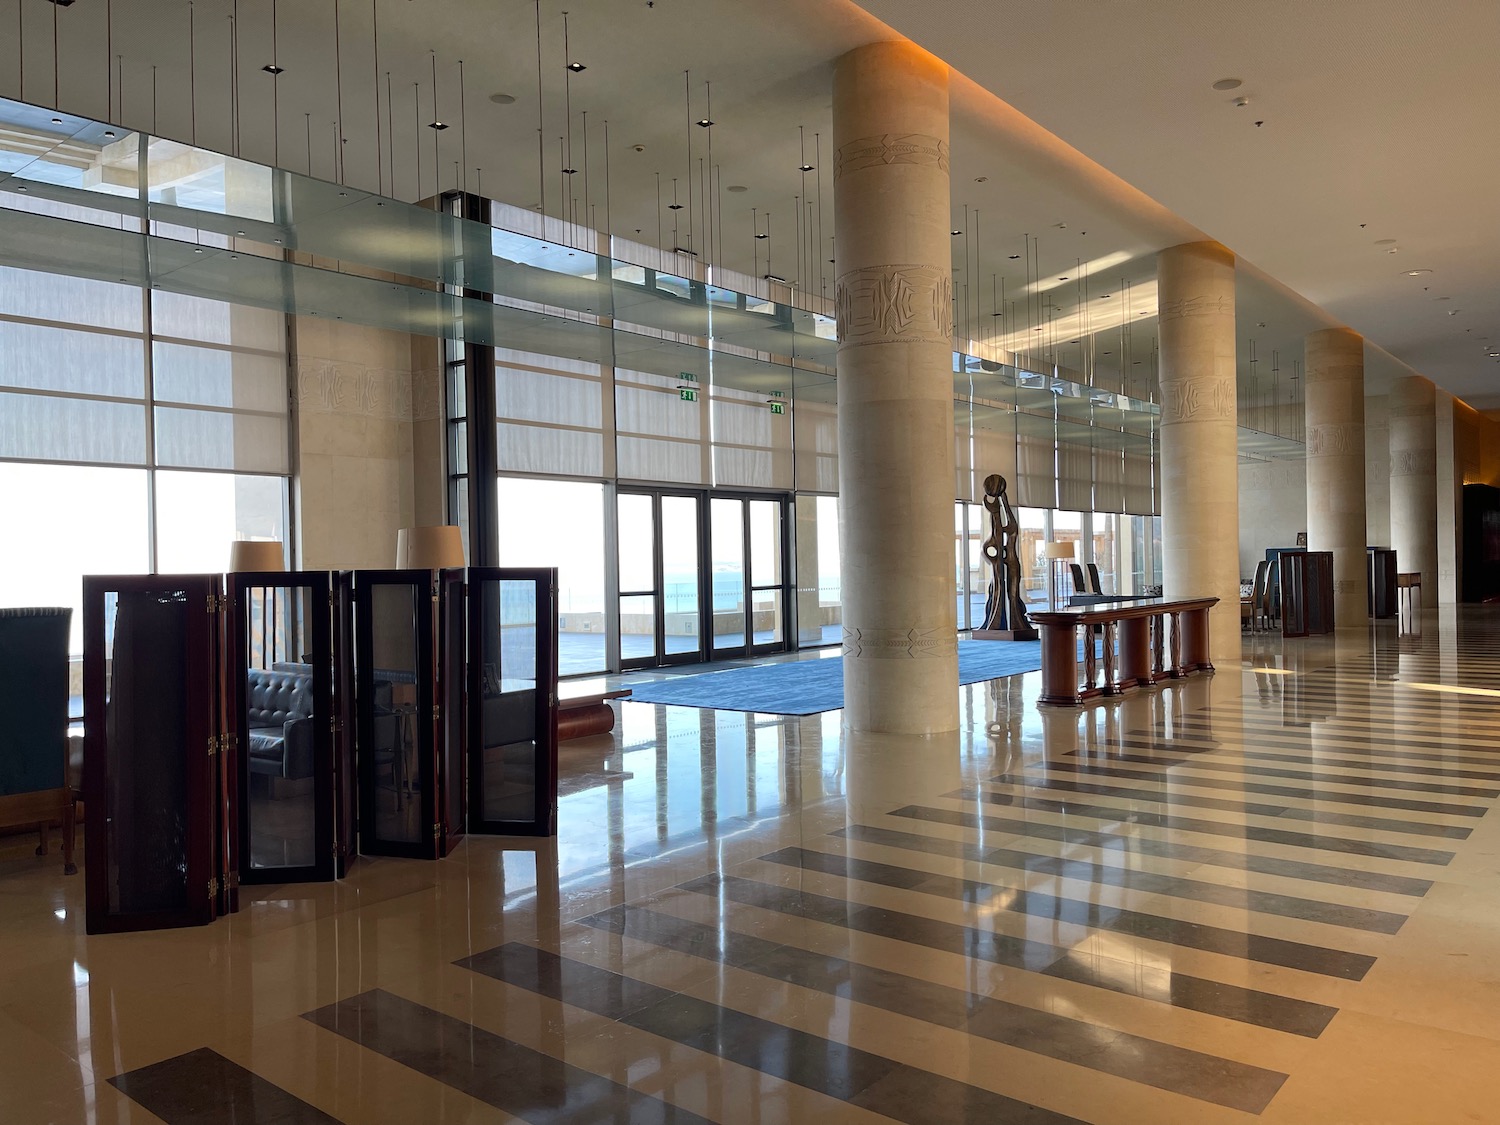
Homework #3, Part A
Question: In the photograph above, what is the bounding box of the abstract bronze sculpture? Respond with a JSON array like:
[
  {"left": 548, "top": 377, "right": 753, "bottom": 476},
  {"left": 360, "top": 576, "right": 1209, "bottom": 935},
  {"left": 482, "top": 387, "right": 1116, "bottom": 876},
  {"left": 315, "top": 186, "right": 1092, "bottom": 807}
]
[{"left": 974, "top": 473, "right": 1037, "bottom": 641}]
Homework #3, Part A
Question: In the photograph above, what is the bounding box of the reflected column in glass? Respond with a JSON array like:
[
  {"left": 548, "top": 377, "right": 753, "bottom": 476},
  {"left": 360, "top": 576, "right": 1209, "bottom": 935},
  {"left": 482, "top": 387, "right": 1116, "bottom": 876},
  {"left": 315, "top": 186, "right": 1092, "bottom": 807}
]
[{"left": 369, "top": 584, "right": 422, "bottom": 845}]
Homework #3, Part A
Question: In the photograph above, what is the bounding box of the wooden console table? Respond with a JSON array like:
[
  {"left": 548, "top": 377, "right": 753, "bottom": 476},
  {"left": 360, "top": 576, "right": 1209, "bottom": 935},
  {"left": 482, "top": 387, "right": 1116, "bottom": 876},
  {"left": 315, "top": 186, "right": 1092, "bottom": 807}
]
[{"left": 1028, "top": 596, "right": 1219, "bottom": 705}]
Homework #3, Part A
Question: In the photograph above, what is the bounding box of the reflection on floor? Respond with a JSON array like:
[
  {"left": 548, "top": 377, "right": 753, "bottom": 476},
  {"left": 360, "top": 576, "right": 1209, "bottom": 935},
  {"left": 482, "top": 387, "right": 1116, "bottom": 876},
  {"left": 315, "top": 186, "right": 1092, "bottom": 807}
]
[
  {"left": 6, "top": 608, "right": 1500, "bottom": 1122},
  {"left": 245, "top": 782, "right": 316, "bottom": 872}
]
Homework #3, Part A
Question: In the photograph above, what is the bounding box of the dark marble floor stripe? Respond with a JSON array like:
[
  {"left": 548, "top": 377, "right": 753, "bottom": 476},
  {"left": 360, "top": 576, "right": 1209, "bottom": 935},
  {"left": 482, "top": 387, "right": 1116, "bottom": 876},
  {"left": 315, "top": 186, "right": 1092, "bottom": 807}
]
[
  {"left": 1101, "top": 737, "right": 1500, "bottom": 786},
  {"left": 835, "top": 824, "right": 1408, "bottom": 934},
  {"left": 1039, "top": 757, "right": 1491, "bottom": 813},
  {"left": 760, "top": 845, "right": 1377, "bottom": 980},
  {"left": 956, "top": 789, "right": 1457, "bottom": 865},
  {"left": 889, "top": 804, "right": 1435, "bottom": 897},
  {"left": 108, "top": 1047, "right": 342, "bottom": 1125},
  {"left": 302, "top": 988, "right": 714, "bottom": 1125},
  {"left": 577, "top": 903, "right": 1288, "bottom": 1113},
  {"left": 1156, "top": 724, "right": 1500, "bottom": 768},
  {"left": 681, "top": 874, "right": 1339, "bottom": 1038},
  {"left": 974, "top": 776, "right": 1471, "bottom": 840},
  {"left": 459, "top": 942, "right": 1090, "bottom": 1125},
  {"left": 1086, "top": 741, "right": 1500, "bottom": 792}
]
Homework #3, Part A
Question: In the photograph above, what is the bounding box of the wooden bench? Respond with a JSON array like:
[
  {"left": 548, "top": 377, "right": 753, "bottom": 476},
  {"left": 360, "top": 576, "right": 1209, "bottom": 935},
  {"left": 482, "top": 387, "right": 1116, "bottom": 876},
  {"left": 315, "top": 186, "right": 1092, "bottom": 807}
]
[
  {"left": 1028, "top": 596, "right": 1220, "bottom": 706},
  {"left": 557, "top": 680, "right": 632, "bottom": 740}
]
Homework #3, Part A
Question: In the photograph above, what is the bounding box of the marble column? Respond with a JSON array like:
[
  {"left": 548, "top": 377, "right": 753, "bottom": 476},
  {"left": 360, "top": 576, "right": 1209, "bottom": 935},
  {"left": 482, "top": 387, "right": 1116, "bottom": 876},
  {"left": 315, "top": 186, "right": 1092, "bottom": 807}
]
[
  {"left": 1389, "top": 374, "right": 1439, "bottom": 596},
  {"left": 1304, "top": 327, "right": 1368, "bottom": 626},
  {"left": 833, "top": 42, "right": 958, "bottom": 734},
  {"left": 1156, "top": 241, "right": 1240, "bottom": 665}
]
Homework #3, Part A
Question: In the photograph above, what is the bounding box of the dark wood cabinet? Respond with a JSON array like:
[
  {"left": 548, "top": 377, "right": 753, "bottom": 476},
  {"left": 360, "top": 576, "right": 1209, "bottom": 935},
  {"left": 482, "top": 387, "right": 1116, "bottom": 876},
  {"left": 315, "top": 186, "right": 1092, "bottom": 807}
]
[
  {"left": 1280, "top": 551, "right": 1335, "bottom": 637},
  {"left": 1368, "top": 548, "right": 1397, "bottom": 619}
]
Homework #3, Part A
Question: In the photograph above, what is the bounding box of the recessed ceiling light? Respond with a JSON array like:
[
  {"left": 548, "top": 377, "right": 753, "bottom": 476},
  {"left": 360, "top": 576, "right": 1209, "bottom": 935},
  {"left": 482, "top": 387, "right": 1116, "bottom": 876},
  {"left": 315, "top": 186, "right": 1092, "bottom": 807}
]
[
  {"left": 798, "top": 164, "right": 814, "bottom": 172},
  {"left": 1008, "top": 254, "right": 1020, "bottom": 260},
  {"left": 1058, "top": 276, "right": 1068, "bottom": 281},
  {"left": 561, "top": 166, "right": 577, "bottom": 174},
  {"left": 1435, "top": 295, "right": 1451, "bottom": 301},
  {"left": 952, "top": 230, "right": 962, "bottom": 236},
  {"left": 50, "top": 116, "right": 62, "bottom": 124},
  {"left": 1374, "top": 238, "right": 1397, "bottom": 246},
  {"left": 1212, "top": 78, "right": 1243, "bottom": 91},
  {"left": 974, "top": 176, "right": 988, "bottom": 183},
  {"left": 696, "top": 119, "right": 713, "bottom": 128},
  {"left": 262, "top": 64, "right": 284, "bottom": 75},
  {"left": 566, "top": 61, "right": 586, "bottom": 72},
  {"left": 667, "top": 201, "right": 682, "bottom": 209},
  {"left": 428, "top": 121, "right": 449, "bottom": 131},
  {"left": 1404, "top": 268, "right": 1433, "bottom": 276},
  {"left": 726, "top": 184, "right": 748, "bottom": 193},
  {"left": 1100, "top": 294, "right": 1111, "bottom": 299},
  {"left": 489, "top": 92, "right": 516, "bottom": 105},
  {"left": 754, "top": 233, "right": 767, "bottom": 239},
  {"left": 103, "top": 129, "right": 116, "bottom": 138}
]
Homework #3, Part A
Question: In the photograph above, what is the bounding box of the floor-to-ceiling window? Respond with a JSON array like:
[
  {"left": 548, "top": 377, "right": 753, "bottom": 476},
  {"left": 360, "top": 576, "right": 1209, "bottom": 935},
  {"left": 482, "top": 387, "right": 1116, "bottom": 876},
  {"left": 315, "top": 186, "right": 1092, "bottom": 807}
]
[
  {"left": 0, "top": 269, "right": 290, "bottom": 666},
  {"left": 498, "top": 477, "right": 608, "bottom": 676}
]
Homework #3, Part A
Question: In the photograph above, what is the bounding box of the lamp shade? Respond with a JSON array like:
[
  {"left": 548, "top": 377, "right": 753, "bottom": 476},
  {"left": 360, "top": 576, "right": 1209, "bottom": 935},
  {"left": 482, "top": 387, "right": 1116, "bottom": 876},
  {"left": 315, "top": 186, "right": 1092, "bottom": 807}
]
[
  {"left": 1043, "top": 541, "right": 1076, "bottom": 560},
  {"left": 395, "top": 525, "right": 465, "bottom": 570},
  {"left": 227, "top": 539, "right": 285, "bottom": 572}
]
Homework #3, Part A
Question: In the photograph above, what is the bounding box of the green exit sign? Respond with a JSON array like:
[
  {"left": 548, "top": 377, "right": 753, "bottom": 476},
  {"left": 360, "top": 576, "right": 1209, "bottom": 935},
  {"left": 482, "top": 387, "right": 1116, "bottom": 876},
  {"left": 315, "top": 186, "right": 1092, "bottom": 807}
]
[
  {"left": 679, "top": 387, "right": 698, "bottom": 402},
  {"left": 769, "top": 401, "right": 785, "bottom": 415}
]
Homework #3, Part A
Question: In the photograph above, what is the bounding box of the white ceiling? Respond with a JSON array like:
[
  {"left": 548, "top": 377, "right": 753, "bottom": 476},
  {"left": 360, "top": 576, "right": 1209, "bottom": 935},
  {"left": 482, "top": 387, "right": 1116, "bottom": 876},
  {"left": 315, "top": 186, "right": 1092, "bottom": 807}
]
[
  {"left": 858, "top": 0, "right": 1500, "bottom": 406},
  {"left": 1, "top": 0, "right": 1488, "bottom": 407}
]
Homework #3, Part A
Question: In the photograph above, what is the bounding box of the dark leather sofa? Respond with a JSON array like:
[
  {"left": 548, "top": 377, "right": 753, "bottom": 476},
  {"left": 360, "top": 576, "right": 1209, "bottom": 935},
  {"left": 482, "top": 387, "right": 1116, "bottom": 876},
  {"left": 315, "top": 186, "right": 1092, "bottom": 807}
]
[{"left": 245, "top": 668, "right": 314, "bottom": 780}]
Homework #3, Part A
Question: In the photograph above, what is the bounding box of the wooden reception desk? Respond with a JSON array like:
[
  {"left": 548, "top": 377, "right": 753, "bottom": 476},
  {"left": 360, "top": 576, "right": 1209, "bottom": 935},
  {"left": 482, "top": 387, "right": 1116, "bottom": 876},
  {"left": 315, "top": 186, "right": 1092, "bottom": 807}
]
[{"left": 1026, "top": 596, "right": 1219, "bottom": 705}]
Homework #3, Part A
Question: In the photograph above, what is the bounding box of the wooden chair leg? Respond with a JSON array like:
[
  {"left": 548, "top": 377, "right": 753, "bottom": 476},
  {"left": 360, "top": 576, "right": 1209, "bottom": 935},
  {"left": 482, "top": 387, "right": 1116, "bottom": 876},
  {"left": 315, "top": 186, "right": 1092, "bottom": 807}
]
[{"left": 62, "top": 793, "right": 77, "bottom": 876}]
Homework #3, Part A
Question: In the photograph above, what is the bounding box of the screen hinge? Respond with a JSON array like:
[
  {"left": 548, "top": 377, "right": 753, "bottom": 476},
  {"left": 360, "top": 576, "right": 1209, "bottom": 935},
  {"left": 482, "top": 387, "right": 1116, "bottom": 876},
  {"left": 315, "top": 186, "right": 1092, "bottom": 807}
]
[
  {"left": 207, "top": 734, "right": 219, "bottom": 758},
  {"left": 208, "top": 875, "right": 220, "bottom": 899}
]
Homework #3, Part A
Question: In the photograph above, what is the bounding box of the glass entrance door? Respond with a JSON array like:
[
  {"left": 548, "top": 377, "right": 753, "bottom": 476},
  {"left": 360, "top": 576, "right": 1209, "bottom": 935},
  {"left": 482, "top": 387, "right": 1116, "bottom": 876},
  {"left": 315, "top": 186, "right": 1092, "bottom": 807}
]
[
  {"left": 710, "top": 495, "right": 788, "bottom": 658},
  {"left": 618, "top": 491, "right": 706, "bottom": 669}
]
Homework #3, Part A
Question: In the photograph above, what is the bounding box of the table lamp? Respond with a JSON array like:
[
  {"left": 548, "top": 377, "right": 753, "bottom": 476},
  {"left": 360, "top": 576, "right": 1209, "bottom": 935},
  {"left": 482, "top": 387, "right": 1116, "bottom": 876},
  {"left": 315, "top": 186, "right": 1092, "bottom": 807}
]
[
  {"left": 227, "top": 539, "right": 286, "bottom": 572},
  {"left": 395, "top": 526, "right": 466, "bottom": 570}
]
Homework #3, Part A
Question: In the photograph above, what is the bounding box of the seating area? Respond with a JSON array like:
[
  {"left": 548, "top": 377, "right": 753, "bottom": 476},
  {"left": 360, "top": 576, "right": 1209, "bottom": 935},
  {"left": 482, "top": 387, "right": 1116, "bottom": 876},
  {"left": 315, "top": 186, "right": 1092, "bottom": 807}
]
[
  {"left": 1242, "top": 558, "right": 1282, "bottom": 632},
  {"left": 244, "top": 668, "right": 315, "bottom": 782}
]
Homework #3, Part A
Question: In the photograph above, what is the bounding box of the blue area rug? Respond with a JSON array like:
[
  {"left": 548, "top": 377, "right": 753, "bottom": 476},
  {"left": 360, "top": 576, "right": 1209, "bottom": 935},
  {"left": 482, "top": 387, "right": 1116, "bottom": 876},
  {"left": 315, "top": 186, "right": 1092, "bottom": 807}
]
[{"left": 625, "top": 638, "right": 1058, "bottom": 716}]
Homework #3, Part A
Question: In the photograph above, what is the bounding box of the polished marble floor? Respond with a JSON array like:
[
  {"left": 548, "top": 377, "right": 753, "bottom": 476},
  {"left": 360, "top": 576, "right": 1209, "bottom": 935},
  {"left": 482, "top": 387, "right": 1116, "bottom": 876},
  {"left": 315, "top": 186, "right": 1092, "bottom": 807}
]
[{"left": 7, "top": 608, "right": 1500, "bottom": 1122}]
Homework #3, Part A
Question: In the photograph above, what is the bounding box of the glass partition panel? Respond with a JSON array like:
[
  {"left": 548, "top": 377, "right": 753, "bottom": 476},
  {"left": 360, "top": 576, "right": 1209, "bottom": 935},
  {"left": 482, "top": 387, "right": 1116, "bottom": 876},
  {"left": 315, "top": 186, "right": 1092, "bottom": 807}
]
[
  {"left": 230, "top": 571, "right": 333, "bottom": 883},
  {"left": 661, "top": 495, "right": 703, "bottom": 658},
  {"left": 83, "top": 574, "right": 218, "bottom": 933},
  {"left": 469, "top": 569, "right": 557, "bottom": 835},
  {"left": 711, "top": 498, "right": 746, "bottom": 652},
  {"left": 1018, "top": 507, "right": 1048, "bottom": 608},
  {"left": 354, "top": 572, "right": 435, "bottom": 858}
]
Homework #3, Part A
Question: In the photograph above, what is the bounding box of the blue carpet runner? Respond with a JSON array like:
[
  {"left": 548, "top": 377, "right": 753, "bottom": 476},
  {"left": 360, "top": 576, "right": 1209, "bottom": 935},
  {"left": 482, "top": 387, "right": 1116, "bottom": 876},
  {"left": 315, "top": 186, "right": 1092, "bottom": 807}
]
[{"left": 625, "top": 638, "right": 1067, "bottom": 716}]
